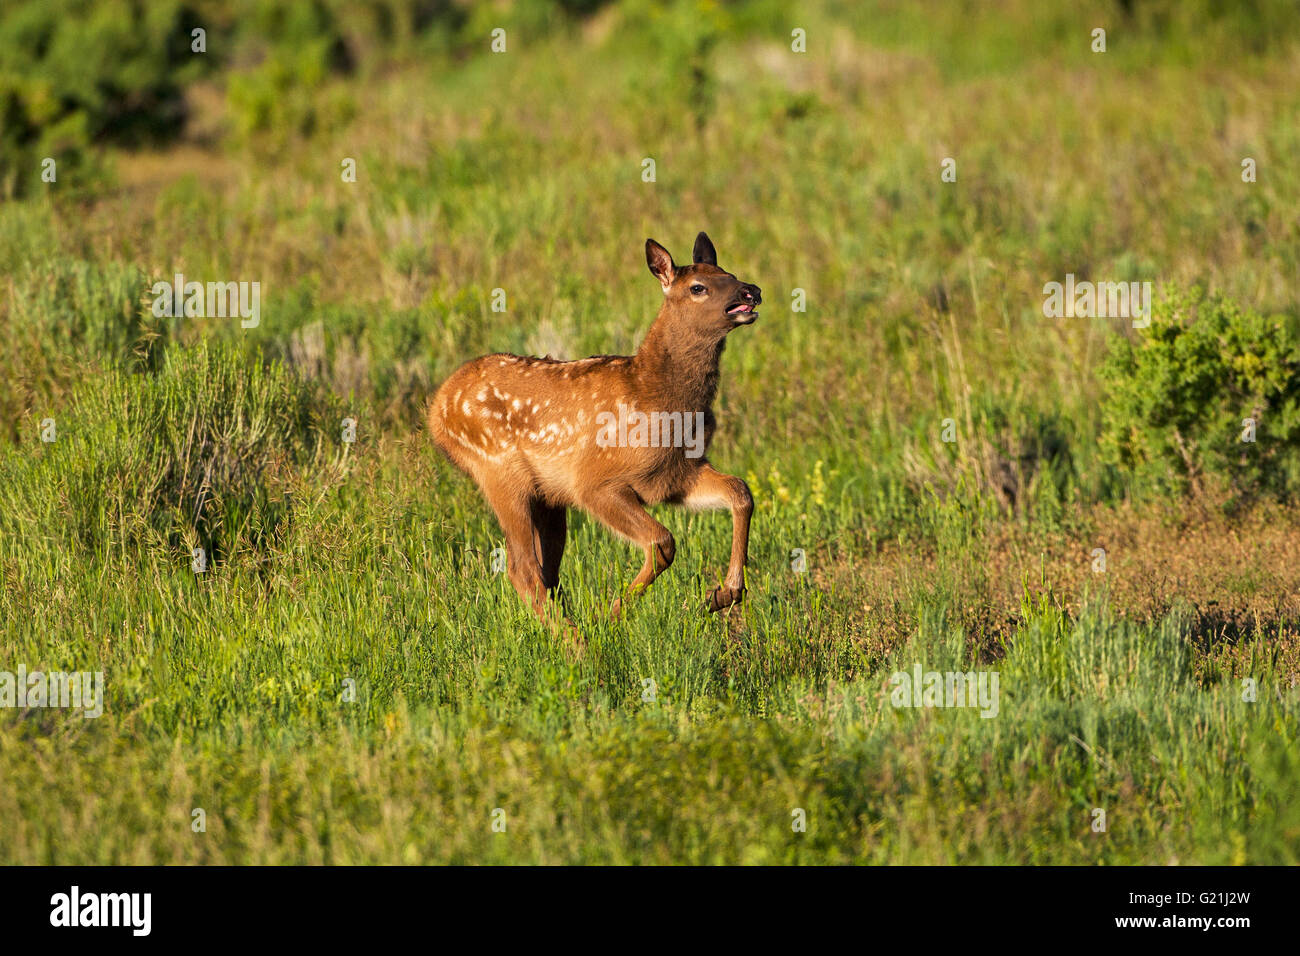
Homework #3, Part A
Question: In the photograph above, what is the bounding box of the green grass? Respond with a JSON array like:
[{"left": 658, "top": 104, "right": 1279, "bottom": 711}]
[
  {"left": 4, "top": 513, "right": 1296, "bottom": 864},
  {"left": 1, "top": 0, "right": 1299, "bottom": 863}
]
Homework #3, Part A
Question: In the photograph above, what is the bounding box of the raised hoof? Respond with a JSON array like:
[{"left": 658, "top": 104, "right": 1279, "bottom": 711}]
[{"left": 705, "top": 585, "right": 745, "bottom": 613}]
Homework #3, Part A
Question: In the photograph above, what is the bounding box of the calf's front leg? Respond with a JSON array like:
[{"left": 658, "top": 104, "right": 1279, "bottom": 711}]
[{"left": 683, "top": 463, "right": 753, "bottom": 612}]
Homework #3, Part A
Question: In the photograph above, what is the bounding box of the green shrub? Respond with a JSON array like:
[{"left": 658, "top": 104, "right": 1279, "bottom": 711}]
[
  {"left": 0, "top": 342, "right": 347, "bottom": 563},
  {"left": 1099, "top": 287, "right": 1300, "bottom": 501}
]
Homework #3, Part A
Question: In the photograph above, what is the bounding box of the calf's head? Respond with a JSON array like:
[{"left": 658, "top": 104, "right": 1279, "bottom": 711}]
[{"left": 645, "top": 233, "right": 762, "bottom": 337}]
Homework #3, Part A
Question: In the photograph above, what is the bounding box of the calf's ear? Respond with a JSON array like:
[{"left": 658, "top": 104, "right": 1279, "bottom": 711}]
[
  {"left": 692, "top": 232, "right": 717, "bottom": 266},
  {"left": 646, "top": 239, "right": 676, "bottom": 292}
]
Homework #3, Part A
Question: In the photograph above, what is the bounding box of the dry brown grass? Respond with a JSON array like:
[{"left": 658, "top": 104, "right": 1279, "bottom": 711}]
[{"left": 816, "top": 497, "right": 1300, "bottom": 684}]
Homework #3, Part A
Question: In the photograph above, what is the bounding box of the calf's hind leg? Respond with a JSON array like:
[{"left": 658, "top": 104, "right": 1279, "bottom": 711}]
[
  {"left": 478, "top": 478, "right": 553, "bottom": 620},
  {"left": 579, "top": 487, "right": 676, "bottom": 618},
  {"left": 532, "top": 499, "right": 567, "bottom": 594}
]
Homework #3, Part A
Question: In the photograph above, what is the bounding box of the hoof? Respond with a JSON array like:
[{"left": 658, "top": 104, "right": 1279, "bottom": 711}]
[{"left": 705, "top": 585, "right": 745, "bottom": 613}]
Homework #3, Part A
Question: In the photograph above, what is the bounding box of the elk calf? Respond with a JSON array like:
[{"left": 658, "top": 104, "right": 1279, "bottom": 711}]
[{"left": 429, "top": 232, "right": 759, "bottom": 626}]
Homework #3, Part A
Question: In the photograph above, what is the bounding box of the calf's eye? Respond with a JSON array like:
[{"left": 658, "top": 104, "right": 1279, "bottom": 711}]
[{"left": 690, "top": 284, "right": 706, "bottom": 295}]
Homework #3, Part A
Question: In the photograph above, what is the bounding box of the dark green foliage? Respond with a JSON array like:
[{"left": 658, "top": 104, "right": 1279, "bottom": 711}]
[
  {"left": 0, "top": 0, "right": 205, "bottom": 196},
  {"left": 0, "top": 0, "right": 602, "bottom": 188}
]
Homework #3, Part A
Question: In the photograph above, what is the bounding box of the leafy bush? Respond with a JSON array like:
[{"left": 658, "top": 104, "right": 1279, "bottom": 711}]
[
  {"left": 1099, "top": 287, "right": 1300, "bottom": 501},
  {"left": 0, "top": 342, "right": 347, "bottom": 563}
]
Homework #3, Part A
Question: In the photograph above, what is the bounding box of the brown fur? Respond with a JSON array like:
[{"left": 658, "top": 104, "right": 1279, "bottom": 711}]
[{"left": 428, "top": 232, "right": 760, "bottom": 628}]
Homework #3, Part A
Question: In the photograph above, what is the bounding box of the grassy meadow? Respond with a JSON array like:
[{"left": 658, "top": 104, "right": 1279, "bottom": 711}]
[{"left": 2, "top": 0, "right": 1299, "bottom": 864}]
